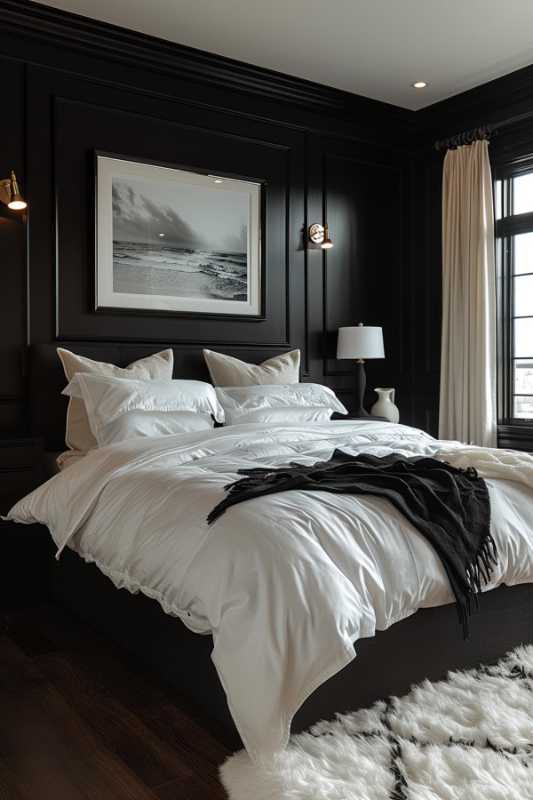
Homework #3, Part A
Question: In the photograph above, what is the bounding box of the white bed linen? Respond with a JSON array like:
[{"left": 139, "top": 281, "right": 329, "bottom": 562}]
[{"left": 7, "top": 420, "right": 533, "bottom": 759}]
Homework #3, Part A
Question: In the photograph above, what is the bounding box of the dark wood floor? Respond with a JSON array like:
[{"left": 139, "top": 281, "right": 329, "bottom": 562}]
[{"left": 0, "top": 604, "right": 230, "bottom": 800}]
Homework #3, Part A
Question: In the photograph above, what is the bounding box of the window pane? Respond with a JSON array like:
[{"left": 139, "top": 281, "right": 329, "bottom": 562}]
[
  {"left": 513, "top": 171, "right": 533, "bottom": 215},
  {"left": 514, "top": 275, "right": 533, "bottom": 316},
  {"left": 513, "top": 232, "right": 533, "bottom": 275},
  {"left": 514, "top": 394, "right": 533, "bottom": 419},
  {"left": 514, "top": 317, "right": 533, "bottom": 356},
  {"left": 514, "top": 359, "right": 533, "bottom": 394}
]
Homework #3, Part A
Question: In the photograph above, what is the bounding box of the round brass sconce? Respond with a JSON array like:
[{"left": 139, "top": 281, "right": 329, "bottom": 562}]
[{"left": 308, "top": 222, "right": 333, "bottom": 249}]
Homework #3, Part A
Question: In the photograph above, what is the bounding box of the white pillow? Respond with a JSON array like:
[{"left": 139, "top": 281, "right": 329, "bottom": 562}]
[
  {"left": 57, "top": 347, "right": 174, "bottom": 453},
  {"left": 56, "top": 450, "right": 86, "bottom": 471},
  {"left": 216, "top": 383, "right": 347, "bottom": 426},
  {"left": 223, "top": 407, "right": 335, "bottom": 426},
  {"left": 88, "top": 410, "right": 214, "bottom": 447},
  {"left": 203, "top": 349, "right": 300, "bottom": 386},
  {"left": 63, "top": 373, "right": 224, "bottom": 447}
]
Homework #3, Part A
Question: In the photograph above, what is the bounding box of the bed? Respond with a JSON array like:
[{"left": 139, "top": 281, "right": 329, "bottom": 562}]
[{"left": 10, "top": 343, "right": 533, "bottom": 756}]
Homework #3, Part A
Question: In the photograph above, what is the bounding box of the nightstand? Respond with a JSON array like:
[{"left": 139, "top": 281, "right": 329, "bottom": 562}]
[
  {"left": 0, "top": 438, "right": 53, "bottom": 609},
  {"left": 0, "top": 438, "right": 46, "bottom": 515}
]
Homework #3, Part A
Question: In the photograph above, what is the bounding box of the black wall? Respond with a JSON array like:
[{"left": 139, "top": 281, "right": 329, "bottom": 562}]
[{"left": 0, "top": 0, "right": 420, "bottom": 438}]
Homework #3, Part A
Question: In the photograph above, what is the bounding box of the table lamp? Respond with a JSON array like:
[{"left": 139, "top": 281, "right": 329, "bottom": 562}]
[{"left": 337, "top": 323, "right": 384, "bottom": 416}]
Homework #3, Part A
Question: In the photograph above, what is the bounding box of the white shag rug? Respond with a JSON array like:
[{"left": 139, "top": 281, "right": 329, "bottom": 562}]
[{"left": 220, "top": 645, "right": 533, "bottom": 800}]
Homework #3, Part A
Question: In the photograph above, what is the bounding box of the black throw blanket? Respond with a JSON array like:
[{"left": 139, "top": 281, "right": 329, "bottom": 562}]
[{"left": 207, "top": 450, "right": 497, "bottom": 637}]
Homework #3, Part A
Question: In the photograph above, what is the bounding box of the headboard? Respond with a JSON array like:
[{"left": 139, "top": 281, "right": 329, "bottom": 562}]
[{"left": 29, "top": 342, "right": 293, "bottom": 451}]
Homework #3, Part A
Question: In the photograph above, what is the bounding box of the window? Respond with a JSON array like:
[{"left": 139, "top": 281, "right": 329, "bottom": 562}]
[{"left": 495, "top": 165, "right": 533, "bottom": 428}]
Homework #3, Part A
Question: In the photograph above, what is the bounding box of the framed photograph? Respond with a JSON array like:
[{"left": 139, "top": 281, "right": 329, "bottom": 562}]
[{"left": 95, "top": 154, "right": 263, "bottom": 318}]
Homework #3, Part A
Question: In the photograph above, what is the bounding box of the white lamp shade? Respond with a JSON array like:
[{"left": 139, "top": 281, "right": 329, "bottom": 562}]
[{"left": 337, "top": 325, "right": 384, "bottom": 359}]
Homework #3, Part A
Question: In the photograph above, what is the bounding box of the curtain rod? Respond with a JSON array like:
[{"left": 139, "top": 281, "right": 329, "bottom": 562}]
[{"left": 433, "top": 110, "right": 533, "bottom": 152}]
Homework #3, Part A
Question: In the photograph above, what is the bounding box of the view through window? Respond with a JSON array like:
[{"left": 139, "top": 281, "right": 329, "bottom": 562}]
[{"left": 495, "top": 169, "right": 533, "bottom": 421}]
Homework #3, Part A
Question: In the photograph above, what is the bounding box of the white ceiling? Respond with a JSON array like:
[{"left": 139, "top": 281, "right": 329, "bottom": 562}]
[{"left": 34, "top": 0, "right": 533, "bottom": 110}]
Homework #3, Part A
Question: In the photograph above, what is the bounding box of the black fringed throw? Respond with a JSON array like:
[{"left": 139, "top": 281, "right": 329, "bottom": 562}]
[{"left": 208, "top": 450, "right": 497, "bottom": 637}]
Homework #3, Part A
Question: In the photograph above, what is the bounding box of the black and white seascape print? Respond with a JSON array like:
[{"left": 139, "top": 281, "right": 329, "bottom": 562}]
[
  {"left": 113, "top": 177, "right": 247, "bottom": 301},
  {"left": 96, "top": 156, "right": 261, "bottom": 317}
]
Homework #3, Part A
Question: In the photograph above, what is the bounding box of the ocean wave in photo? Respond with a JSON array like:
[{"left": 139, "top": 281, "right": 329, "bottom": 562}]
[{"left": 113, "top": 240, "right": 248, "bottom": 301}]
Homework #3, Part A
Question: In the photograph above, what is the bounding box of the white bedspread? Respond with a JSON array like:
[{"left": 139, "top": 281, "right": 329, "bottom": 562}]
[{"left": 7, "top": 420, "right": 533, "bottom": 759}]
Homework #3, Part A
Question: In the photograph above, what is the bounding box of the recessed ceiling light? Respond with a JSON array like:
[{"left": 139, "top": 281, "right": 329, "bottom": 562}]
[
  {"left": 412, "top": 81, "right": 428, "bottom": 89},
  {"left": 159, "top": 233, "right": 165, "bottom": 237},
  {"left": 214, "top": 178, "right": 223, "bottom": 184}
]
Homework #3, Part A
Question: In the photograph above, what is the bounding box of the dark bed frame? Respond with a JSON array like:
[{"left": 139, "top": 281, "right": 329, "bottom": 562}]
[{"left": 29, "top": 343, "right": 533, "bottom": 750}]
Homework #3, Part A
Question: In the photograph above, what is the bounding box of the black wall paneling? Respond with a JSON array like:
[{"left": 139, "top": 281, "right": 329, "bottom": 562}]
[
  {"left": 0, "top": 1, "right": 415, "bottom": 147},
  {"left": 319, "top": 139, "right": 409, "bottom": 410},
  {"left": 414, "top": 60, "right": 533, "bottom": 441},
  {"left": 4, "top": 4, "right": 533, "bottom": 445},
  {"left": 0, "top": 56, "right": 26, "bottom": 435},
  {"left": 405, "top": 150, "right": 443, "bottom": 435},
  {"left": 47, "top": 80, "right": 300, "bottom": 345},
  {"left": 22, "top": 65, "right": 299, "bottom": 347},
  {"left": 0, "top": 0, "right": 417, "bottom": 438}
]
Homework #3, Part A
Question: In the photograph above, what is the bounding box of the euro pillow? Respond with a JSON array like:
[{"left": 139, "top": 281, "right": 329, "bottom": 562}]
[
  {"left": 216, "top": 383, "right": 347, "bottom": 426},
  {"left": 203, "top": 348, "right": 300, "bottom": 386},
  {"left": 57, "top": 347, "right": 174, "bottom": 453},
  {"left": 63, "top": 373, "right": 224, "bottom": 447}
]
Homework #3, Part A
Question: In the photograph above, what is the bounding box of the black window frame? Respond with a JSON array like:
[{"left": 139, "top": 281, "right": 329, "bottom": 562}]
[{"left": 494, "top": 155, "right": 533, "bottom": 450}]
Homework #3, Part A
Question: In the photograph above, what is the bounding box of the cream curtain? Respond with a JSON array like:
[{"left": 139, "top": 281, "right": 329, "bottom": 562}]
[{"left": 439, "top": 139, "right": 497, "bottom": 447}]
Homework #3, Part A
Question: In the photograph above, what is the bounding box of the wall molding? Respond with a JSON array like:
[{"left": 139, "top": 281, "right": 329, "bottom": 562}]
[
  {"left": 320, "top": 148, "right": 407, "bottom": 383},
  {"left": 53, "top": 336, "right": 294, "bottom": 349},
  {"left": 49, "top": 92, "right": 297, "bottom": 345},
  {"left": 417, "top": 61, "right": 533, "bottom": 146},
  {"left": 2, "top": 0, "right": 414, "bottom": 134},
  {"left": 7, "top": 0, "right": 533, "bottom": 150}
]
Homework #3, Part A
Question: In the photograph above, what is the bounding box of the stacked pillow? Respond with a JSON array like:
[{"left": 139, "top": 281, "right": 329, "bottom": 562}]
[
  {"left": 57, "top": 346, "right": 347, "bottom": 464},
  {"left": 216, "top": 383, "right": 347, "bottom": 426},
  {"left": 63, "top": 373, "right": 224, "bottom": 447},
  {"left": 57, "top": 347, "right": 221, "bottom": 463},
  {"left": 58, "top": 347, "right": 174, "bottom": 453},
  {"left": 203, "top": 348, "right": 347, "bottom": 425}
]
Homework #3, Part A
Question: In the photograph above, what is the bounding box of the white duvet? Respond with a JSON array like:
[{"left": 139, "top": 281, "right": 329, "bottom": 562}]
[{"left": 7, "top": 420, "right": 533, "bottom": 759}]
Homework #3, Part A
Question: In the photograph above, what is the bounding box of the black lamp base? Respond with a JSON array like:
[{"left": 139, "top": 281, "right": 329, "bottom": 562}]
[{"left": 354, "top": 360, "right": 369, "bottom": 416}]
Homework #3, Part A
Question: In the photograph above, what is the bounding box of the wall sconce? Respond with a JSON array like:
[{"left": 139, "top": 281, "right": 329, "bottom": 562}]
[
  {"left": 308, "top": 222, "right": 333, "bottom": 249},
  {"left": 0, "top": 171, "right": 27, "bottom": 211}
]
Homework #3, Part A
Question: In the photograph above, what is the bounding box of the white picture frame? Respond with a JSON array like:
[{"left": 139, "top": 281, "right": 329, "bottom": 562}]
[{"left": 95, "top": 154, "right": 263, "bottom": 317}]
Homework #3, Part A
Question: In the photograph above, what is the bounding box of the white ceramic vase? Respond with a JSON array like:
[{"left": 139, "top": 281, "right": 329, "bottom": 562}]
[{"left": 371, "top": 387, "right": 399, "bottom": 423}]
